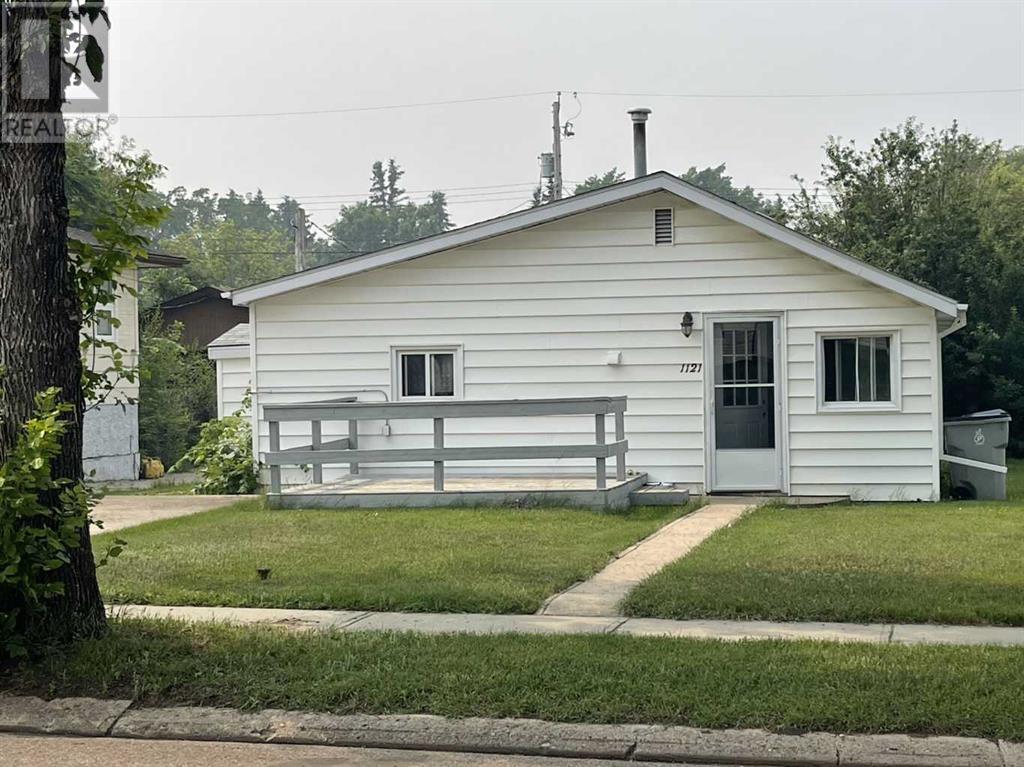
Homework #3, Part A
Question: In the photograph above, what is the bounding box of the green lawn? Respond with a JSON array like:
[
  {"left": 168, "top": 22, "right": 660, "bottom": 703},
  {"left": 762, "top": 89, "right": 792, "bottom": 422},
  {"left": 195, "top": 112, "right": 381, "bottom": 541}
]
[
  {"left": 96, "top": 500, "right": 694, "bottom": 614},
  {"left": 622, "top": 502, "right": 1024, "bottom": 625},
  {"left": 7, "top": 618, "right": 1024, "bottom": 739},
  {"left": 1007, "top": 458, "right": 1024, "bottom": 500}
]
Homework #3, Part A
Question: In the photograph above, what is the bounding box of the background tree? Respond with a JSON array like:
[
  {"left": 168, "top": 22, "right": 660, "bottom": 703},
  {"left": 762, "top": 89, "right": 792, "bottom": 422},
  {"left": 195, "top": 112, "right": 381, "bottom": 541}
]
[
  {"left": 786, "top": 120, "right": 1024, "bottom": 451},
  {"left": 144, "top": 221, "right": 293, "bottom": 309},
  {"left": 681, "top": 164, "right": 785, "bottom": 218},
  {"left": 574, "top": 168, "right": 625, "bottom": 194},
  {"left": 317, "top": 160, "right": 452, "bottom": 265},
  {"left": 138, "top": 319, "right": 216, "bottom": 468}
]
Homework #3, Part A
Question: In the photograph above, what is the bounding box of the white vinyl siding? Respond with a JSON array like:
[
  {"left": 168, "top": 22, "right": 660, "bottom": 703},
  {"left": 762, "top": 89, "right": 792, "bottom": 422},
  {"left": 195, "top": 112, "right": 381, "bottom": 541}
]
[
  {"left": 251, "top": 191, "right": 940, "bottom": 501},
  {"left": 216, "top": 355, "right": 251, "bottom": 418},
  {"left": 84, "top": 267, "right": 140, "bottom": 403}
]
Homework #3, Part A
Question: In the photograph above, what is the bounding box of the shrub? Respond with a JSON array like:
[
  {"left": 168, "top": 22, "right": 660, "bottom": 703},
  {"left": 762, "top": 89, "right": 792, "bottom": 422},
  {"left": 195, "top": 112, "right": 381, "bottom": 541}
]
[
  {"left": 173, "top": 413, "right": 258, "bottom": 495},
  {"left": 0, "top": 390, "right": 92, "bottom": 659}
]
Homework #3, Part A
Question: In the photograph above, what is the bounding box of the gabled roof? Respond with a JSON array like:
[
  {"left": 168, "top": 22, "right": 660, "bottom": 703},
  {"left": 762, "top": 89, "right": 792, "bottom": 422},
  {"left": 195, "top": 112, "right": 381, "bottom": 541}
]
[
  {"left": 68, "top": 227, "right": 187, "bottom": 268},
  {"left": 228, "top": 171, "right": 962, "bottom": 321},
  {"left": 160, "top": 285, "right": 229, "bottom": 310}
]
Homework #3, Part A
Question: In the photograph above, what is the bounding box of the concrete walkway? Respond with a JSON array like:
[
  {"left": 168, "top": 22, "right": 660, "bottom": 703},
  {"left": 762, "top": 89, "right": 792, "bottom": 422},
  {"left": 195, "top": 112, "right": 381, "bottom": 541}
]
[
  {"left": 109, "top": 604, "right": 1024, "bottom": 646},
  {"left": 92, "top": 495, "right": 257, "bottom": 534},
  {"left": 538, "top": 503, "right": 753, "bottom": 617}
]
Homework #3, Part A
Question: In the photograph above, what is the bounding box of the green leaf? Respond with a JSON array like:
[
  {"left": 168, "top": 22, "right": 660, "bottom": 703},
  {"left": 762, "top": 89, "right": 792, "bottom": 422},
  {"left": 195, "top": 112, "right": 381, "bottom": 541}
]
[{"left": 83, "top": 34, "right": 105, "bottom": 83}]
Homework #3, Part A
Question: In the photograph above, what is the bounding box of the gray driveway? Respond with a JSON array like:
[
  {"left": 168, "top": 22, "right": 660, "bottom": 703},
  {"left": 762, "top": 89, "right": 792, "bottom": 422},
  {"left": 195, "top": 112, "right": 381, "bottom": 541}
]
[{"left": 91, "top": 495, "right": 258, "bottom": 535}]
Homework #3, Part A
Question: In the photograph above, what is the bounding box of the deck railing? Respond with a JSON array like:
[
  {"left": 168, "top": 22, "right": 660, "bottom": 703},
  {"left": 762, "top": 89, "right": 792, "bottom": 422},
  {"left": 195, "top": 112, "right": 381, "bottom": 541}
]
[{"left": 262, "top": 396, "right": 628, "bottom": 493}]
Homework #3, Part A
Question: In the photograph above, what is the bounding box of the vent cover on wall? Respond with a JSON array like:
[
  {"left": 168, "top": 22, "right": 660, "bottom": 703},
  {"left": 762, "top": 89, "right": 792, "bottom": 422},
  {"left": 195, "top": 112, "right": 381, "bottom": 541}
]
[{"left": 654, "top": 208, "right": 674, "bottom": 244}]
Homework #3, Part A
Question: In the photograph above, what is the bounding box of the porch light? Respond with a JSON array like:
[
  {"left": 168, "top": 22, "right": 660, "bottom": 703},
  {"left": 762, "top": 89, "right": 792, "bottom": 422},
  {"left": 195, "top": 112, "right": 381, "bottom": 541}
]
[{"left": 680, "top": 312, "right": 694, "bottom": 338}]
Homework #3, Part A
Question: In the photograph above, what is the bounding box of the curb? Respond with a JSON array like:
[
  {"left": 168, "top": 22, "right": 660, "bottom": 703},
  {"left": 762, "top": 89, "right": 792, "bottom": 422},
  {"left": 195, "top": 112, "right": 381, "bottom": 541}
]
[{"left": 0, "top": 696, "right": 1019, "bottom": 766}]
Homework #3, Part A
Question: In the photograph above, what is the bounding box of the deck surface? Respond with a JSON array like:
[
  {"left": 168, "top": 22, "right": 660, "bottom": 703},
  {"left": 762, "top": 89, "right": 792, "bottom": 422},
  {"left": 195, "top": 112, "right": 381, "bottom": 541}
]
[
  {"left": 275, "top": 474, "right": 648, "bottom": 510},
  {"left": 285, "top": 475, "right": 636, "bottom": 495}
]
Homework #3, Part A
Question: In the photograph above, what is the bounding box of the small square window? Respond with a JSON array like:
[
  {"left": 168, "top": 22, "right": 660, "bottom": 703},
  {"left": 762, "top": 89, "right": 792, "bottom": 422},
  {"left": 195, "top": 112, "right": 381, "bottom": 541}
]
[
  {"left": 395, "top": 348, "right": 460, "bottom": 399},
  {"left": 821, "top": 334, "right": 896, "bottom": 406}
]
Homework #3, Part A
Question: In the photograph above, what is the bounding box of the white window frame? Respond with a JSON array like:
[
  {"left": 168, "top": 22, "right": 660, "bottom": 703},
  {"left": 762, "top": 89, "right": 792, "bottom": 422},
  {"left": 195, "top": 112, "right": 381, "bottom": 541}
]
[
  {"left": 94, "top": 281, "right": 116, "bottom": 339},
  {"left": 816, "top": 329, "right": 901, "bottom": 412},
  {"left": 653, "top": 207, "right": 674, "bottom": 245},
  {"left": 390, "top": 345, "right": 464, "bottom": 401}
]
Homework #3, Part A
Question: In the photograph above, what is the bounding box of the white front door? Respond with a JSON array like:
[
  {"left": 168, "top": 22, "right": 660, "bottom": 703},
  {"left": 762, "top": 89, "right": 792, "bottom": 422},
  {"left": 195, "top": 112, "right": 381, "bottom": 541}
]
[{"left": 708, "top": 318, "right": 782, "bottom": 492}]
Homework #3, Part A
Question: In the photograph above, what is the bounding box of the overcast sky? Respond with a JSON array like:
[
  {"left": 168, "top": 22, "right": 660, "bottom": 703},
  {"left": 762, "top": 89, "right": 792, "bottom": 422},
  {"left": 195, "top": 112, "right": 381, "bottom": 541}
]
[{"left": 114, "top": 0, "right": 1024, "bottom": 227}]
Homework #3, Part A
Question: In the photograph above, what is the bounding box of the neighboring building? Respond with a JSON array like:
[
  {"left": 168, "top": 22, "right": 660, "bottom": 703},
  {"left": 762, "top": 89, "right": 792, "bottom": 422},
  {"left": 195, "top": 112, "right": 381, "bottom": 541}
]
[
  {"left": 70, "top": 228, "right": 187, "bottom": 481},
  {"left": 207, "top": 323, "right": 251, "bottom": 418},
  {"left": 224, "top": 172, "right": 966, "bottom": 502},
  {"left": 158, "top": 286, "right": 250, "bottom": 350}
]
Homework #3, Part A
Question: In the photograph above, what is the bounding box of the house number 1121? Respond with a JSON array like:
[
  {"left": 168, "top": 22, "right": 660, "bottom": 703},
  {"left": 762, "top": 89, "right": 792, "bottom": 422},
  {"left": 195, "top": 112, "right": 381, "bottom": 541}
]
[{"left": 679, "top": 363, "right": 703, "bottom": 374}]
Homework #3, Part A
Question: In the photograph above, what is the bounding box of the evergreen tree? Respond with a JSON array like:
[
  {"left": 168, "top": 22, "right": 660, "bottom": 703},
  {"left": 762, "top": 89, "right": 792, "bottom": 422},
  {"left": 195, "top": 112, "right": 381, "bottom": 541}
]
[{"left": 574, "top": 168, "right": 625, "bottom": 194}]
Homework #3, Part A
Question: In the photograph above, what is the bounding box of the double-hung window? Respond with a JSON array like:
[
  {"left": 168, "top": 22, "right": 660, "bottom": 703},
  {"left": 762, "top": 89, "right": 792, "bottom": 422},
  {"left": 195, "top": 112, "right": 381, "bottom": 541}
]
[
  {"left": 819, "top": 332, "right": 898, "bottom": 409},
  {"left": 95, "top": 281, "right": 115, "bottom": 338},
  {"left": 394, "top": 348, "right": 460, "bottom": 399}
]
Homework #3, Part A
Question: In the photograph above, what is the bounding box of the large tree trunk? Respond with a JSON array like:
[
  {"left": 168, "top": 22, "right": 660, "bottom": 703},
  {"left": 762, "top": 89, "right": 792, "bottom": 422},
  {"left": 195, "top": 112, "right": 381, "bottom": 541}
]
[{"left": 0, "top": 2, "right": 105, "bottom": 641}]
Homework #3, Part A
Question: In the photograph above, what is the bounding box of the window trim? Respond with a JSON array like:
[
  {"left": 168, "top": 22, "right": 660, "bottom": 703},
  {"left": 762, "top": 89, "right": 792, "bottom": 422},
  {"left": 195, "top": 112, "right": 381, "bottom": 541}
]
[
  {"left": 390, "top": 345, "right": 464, "bottom": 401},
  {"left": 815, "top": 329, "right": 901, "bottom": 413}
]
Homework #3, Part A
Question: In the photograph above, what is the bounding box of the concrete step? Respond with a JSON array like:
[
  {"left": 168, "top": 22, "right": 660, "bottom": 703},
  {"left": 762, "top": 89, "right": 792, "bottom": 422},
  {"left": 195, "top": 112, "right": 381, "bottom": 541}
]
[{"left": 629, "top": 484, "right": 691, "bottom": 506}]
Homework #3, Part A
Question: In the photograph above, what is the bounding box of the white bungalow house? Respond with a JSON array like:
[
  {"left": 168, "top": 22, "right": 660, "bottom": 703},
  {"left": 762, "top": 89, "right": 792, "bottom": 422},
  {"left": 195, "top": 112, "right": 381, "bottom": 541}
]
[
  {"left": 70, "top": 228, "right": 186, "bottom": 480},
  {"left": 224, "top": 171, "right": 966, "bottom": 503}
]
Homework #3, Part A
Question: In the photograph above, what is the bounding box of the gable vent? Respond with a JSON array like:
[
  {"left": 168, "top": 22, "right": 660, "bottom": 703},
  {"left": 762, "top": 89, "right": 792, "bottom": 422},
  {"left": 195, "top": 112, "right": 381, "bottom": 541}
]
[{"left": 654, "top": 208, "right": 674, "bottom": 244}]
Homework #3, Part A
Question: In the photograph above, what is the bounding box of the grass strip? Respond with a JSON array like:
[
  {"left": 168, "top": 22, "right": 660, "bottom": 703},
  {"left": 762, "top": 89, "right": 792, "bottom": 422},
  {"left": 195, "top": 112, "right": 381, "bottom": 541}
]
[{"left": 7, "top": 618, "right": 1024, "bottom": 740}]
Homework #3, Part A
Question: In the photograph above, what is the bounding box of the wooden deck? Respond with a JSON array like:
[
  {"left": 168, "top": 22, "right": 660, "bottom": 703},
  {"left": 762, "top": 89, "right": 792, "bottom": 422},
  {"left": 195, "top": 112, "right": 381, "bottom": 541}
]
[{"left": 271, "top": 473, "right": 649, "bottom": 510}]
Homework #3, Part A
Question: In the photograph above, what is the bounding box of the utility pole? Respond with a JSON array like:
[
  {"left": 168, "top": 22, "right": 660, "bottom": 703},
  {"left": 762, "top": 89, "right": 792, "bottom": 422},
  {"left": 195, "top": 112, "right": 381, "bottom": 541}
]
[
  {"left": 551, "top": 92, "right": 563, "bottom": 200},
  {"left": 293, "top": 207, "right": 306, "bottom": 272}
]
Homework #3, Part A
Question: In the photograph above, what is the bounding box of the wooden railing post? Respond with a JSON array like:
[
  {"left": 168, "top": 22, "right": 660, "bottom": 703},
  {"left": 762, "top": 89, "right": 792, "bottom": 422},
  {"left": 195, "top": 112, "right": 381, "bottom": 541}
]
[
  {"left": 433, "top": 417, "right": 445, "bottom": 491},
  {"left": 594, "top": 413, "right": 607, "bottom": 490},
  {"left": 269, "top": 420, "right": 282, "bottom": 494},
  {"left": 615, "top": 409, "right": 626, "bottom": 481},
  {"left": 348, "top": 419, "right": 359, "bottom": 475},
  {"left": 311, "top": 419, "right": 322, "bottom": 484}
]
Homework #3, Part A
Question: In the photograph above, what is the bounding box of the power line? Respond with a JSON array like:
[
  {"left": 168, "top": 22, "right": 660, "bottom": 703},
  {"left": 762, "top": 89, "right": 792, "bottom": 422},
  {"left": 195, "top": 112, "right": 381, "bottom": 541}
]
[
  {"left": 264, "top": 181, "right": 539, "bottom": 201},
  {"left": 295, "top": 188, "right": 544, "bottom": 206},
  {"left": 121, "top": 91, "right": 553, "bottom": 120},
  {"left": 120, "top": 86, "right": 1024, "bottom": 121},
  {"left": 579, "top": 87, "right": 1024, "bottom": 100}
]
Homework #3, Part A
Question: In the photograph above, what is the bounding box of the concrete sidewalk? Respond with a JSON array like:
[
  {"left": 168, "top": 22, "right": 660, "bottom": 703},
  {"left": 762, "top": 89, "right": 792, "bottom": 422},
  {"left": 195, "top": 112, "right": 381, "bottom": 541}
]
[
  {"left": 539, "top": 503, "right": 753, "bottom": 617},
  {"left": 109, "top": 603, "right": 1024, "bottom": 646},
  {"left": 1, "top": 697, "right": 1020, "bottom": 767}
]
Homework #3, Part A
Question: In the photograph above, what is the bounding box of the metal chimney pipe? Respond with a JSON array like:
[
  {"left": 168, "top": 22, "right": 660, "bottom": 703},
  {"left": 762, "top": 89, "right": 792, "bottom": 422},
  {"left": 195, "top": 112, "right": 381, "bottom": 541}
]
[{"left": 628, "top": 108, "right": 652, "bottom": 178}]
